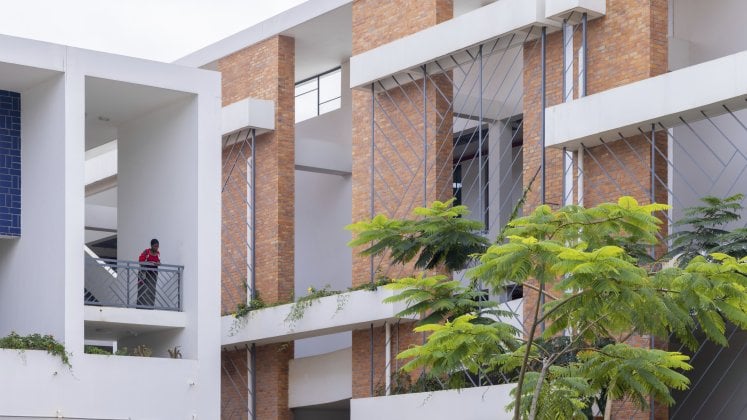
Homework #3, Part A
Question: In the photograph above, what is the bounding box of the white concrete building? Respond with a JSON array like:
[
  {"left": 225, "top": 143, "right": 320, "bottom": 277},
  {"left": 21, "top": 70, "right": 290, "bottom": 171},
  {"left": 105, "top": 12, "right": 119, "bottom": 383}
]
[
  {"left": 0, "top": 34, "right": 222, "bottom": 419},
  {"left": 176, "top": 0, "right": 747, "bottom": 419},
  {"left": 3, "top": 0, "right": 747, "bottom": 419}
]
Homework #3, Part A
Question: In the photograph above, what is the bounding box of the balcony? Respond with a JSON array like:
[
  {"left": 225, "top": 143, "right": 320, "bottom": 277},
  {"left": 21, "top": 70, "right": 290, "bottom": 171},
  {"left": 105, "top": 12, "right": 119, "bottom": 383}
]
[
  {"left": 222, "top": 287, "right": 411, "bottom": 347},
  {"left": 84, "top": 253, "right": 183, "bottom": 311},
  {"left": 351, "top": 383, "right": 515, "bottom": 420}
]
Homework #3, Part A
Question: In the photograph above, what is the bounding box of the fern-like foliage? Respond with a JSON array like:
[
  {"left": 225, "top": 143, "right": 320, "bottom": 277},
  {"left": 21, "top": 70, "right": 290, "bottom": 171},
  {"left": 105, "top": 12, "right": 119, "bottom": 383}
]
[
  {"left": 577, "top": 344, "right": 691, "bottom": 408},
  {"left": 347, "top": 199, "right": 489, "bottom": 271},
  {"left": 348, "top": 195, "right": 747, "bottom": 420},
  {"left": 383, "top": 274, "right": 506, "bottom": 325},
  {"left": 397, "top": 315, "right": 520, "bottom": 389},
  {"left": 667, "top": 194, "right": 747, "bottom": 266}
]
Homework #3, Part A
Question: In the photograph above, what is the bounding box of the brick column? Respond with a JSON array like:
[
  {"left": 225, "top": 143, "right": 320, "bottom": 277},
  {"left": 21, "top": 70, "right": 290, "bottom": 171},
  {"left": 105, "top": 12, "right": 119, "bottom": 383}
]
[
  {"left": 521, "top": 1, "right": 668, "bottom": 418},
  {"left": 350, "top": 0, "right": 453, "bottom": 399},
  {"left": 219, "top": 35, "right": 295, "bottom": 420}
]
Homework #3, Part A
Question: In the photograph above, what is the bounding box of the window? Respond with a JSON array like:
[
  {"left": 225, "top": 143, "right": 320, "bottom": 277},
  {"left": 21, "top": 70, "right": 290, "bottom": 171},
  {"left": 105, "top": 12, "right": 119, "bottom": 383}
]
[{"left": 295, "top": 68, "right": 342, "bottom": 123}]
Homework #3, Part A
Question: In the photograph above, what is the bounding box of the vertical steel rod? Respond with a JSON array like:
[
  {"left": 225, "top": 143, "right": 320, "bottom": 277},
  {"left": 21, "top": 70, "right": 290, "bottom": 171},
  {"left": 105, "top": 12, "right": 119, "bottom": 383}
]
[
  {"left": 562, "top": 146, "right": 567, "bottom": 205},
  {"left": 370, "top": 84, "right": 376, "bottom": 284},
  {"left": 562, "top": 19, "right": 567, "bottom": 101},
  {"left": 650, "top": 122, "right": 656, "bottom": 420},
  {"left": 250, "top": 129, "right": 256, "bottom": 299},
  {"left": 250, "top": 343, "right": 257, "bottom": 420},
  {"left": 540, "top": 27, "right": 547, "bottom": 206},
  {"left": 422, "top": 64, "right": 428, "bottom": 206},
  {"left": 478, "top": 45, "right": 484, "bottom": 222},
  {"left": 540, "top": 26, "right": 547, "bottom": 333},
  {"left": 581, "top": 13, "right": 588, "bottom": 97},
  {"left": 370, "top": 323, "right": 374, "bottom": 396}
]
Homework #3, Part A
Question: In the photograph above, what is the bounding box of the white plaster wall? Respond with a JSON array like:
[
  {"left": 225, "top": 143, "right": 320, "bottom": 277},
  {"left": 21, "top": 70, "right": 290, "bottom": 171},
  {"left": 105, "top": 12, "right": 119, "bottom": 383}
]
[
  {"left": 0, "top": 74, "right": 66, "bottom": 339},
  {"left": 351, "top": 383, "right": 515, "bottom": 420},
  {"left": 0, "top": 349, "right": 204, "bottom": 419},
  {"left": 74, "top": 45, "right": 222, "bottom": 417},
  {"left": 0, "top": 35, "right": 221, "bottom": 419},
  {"left": 84, "top": 140, "right": 117, "bottom": 185},
  {"left": 295, "top": 62, "right": 352, "bottom": 171},
  {"left": 289, "top": 347, "right": 352, "bottom": 407},
  {"left": 294, "top": 62, "right": 353, "bottom": 358},
  {"left": 294, "top": 171, "right": 352, "bottom": 295},
  {"left": 670, "top": 0, "right": 747, "bottom": 69},
  {"left": 117, "top": 97, "right": 199, "bottom": 357}
]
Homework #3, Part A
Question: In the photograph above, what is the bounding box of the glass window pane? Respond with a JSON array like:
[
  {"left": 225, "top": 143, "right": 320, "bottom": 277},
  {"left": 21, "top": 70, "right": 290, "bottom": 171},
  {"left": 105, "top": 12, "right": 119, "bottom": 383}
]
[
  {"left": 318, "top": 69, "right": 341, "bottom": 103},
  {"left": 319, "top": 97, "right": 341, "bottom": 115},
  {"left": 295, "top": 92, "right": 318, "bottom": 123},
  {"left": 295, "top": 78, "right": 318, "bottom": 97}
]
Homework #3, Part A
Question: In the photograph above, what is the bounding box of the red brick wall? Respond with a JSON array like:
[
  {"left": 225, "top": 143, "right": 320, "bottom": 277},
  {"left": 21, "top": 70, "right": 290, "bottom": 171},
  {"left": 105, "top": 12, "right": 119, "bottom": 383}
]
[
  {"left": 255, "top": 343, "right": 294, "bottom": 420},
  {"left": 221, "top": 140, "right": 251, "bottom": 314},
  {"left": 219, "top": 35, "right": 296, "bottom": 305},
  {"left": 352, "top": 0, "right": 453, "bottom": 55},
  {"left": 221, "top": 348, "right": 250, "bottom": 420},
  {"left": 351, "top": 0, "right": 453, "bottom": 399},
  {"left": 218, "top": 34, "right": 295, "bottom": 420},
  {"left": 521, "top": 1, "right": 669, "bottom": 418}
]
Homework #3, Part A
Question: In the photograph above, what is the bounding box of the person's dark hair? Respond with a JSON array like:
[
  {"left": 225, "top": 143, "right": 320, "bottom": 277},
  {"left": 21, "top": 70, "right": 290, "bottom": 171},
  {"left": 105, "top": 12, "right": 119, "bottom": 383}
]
[{"left": 150, "top": 238, "right": 159, "bottom": 246}]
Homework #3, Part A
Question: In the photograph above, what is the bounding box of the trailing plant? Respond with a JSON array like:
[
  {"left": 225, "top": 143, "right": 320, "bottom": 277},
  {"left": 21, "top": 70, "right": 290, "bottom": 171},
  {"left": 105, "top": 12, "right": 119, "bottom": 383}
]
[
  {"left": 233, "top": 292, "right": 268, "bottom": 319},
  {"left": 84, "top": 345, "right": 112, "bottom": 355},
  {"left": 350, "top": 197, "right": 747, "bottom": 420},
  {"left": 230, "top": 278, "right": 395, "bottom": 334},
  {"left": 347, "top": 277, "right": 392, "bottom": 292},
  {"left": 0, "top": 332, "right": 70, "bottom": 366},
  {"left": 285, "top": 285, "right": 339, "bottom": 328}
]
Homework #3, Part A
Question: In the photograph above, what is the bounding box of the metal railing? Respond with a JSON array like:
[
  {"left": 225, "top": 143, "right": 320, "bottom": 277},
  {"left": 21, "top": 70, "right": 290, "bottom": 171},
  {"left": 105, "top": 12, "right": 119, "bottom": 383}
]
[{"left": 84, "top": 254, "right": 183, "bottom": 311}]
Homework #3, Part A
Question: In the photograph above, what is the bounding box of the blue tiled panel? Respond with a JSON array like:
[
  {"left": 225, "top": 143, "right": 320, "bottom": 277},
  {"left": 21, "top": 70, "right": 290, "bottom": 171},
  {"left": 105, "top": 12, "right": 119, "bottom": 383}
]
[{"left": 0, "top": 90, "right": 20, "bottom": 237}]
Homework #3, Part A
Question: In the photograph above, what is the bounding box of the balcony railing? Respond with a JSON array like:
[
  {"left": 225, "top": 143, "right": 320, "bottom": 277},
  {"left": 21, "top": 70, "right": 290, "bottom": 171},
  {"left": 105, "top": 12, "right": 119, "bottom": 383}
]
[{"left": 84, "top": 254, "right": 183, "bottom": 311}]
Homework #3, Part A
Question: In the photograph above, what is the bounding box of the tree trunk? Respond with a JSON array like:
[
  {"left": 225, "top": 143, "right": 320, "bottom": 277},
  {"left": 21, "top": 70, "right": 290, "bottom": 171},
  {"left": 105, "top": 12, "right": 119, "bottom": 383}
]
[
  {"left": 528, "top": 359, "right": 549, "bottom": 420},
  {"left": 603, "top": 386, "right": 614, "bottom": 420}
]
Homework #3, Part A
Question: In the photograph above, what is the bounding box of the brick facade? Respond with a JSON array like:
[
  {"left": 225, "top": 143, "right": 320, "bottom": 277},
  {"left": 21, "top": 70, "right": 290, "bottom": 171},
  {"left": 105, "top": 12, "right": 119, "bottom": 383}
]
[
  {"left": 521, "top": 1, "right": 669, "bottom": 418},
  {"left": 218, "top": 35, "right": 295, "bottom": 420},
  {"left": 0, "top": 90, "right": 21, "bottom": 237},
  {"left": 351, "top": 0, "right": 453, "bottom": 399}
]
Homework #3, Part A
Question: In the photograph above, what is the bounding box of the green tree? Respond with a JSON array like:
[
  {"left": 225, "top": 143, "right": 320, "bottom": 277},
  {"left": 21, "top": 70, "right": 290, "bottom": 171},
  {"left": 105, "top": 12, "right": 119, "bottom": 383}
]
[
  {"left": 347, "top": 199, "right": 490, "bottom": 271},
  {"left": 667, "top": 194, "right": 747, "bottom": 266},
  {"left": 348, "top": 197, "right": 747, "bottom": 420}
]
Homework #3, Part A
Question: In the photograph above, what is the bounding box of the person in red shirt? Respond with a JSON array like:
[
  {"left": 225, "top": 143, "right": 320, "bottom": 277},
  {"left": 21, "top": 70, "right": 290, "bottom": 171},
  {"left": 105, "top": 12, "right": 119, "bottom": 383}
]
[{"left": 137, "top": 239, "right": 161, "bottom": 308}]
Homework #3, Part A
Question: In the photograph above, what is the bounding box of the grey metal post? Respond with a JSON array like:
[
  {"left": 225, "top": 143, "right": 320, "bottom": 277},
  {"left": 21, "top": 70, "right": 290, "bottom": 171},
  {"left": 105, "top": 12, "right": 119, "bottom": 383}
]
[
  {"left": 250, "top": 343, "right": 257, "bottom": 420},
  {"left": 540, "top": 26, "right": 547, "bottom": 333},
  {"left": 562, "top": 146, "right": 567, "bottom": 205},
  {"left": 127, "top": 267, "right": 131, "bottom": 306},
  {"left": 479, "top": 45, "right": 484, "bottom": 223},
  {"left": 562, "top": 19, "right": 567, "bottom": 100},
  {"left": 650, "top": 123, "right": 656, "bottom": 420},
  {"left": 250, "top": 129, "right": 256, "bottom": 299},
  {"left": 179, "top": 267, "right": 183, "bottom": 311},
  {"left": 581, "top": 13, "right": 588, "bottom": 97},
  {"left": 540, "top": 27, "right": 547, "bottom": 206},
  {"left": 370, "top": 84, "right": 375, "bottom": 284},
  {"left": 422, "top": 64, "right": 428, "bottom": 206},
  {"left": 370, "top": 323, "right": 374, "bottom": 396}
]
